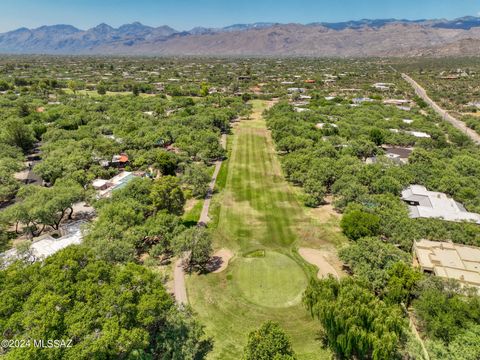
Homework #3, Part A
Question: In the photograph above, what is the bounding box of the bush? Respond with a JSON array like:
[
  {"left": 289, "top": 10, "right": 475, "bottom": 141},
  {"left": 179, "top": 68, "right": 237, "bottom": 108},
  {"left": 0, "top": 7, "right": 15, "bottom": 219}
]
[
  {"left": 243, "top": 321, "right": 296, "bottom": 360},
  {"left": 340, "top": 209, "right": 381, "bottom": 240}
]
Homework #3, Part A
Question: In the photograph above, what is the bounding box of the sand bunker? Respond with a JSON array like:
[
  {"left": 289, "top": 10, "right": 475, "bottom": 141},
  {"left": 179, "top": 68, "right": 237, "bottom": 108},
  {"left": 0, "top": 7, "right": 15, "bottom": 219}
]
[
  {"left": 299, "top": 248, "right": 339, "bottom": 279},
  {"left": 211, "top": 249, "right": 234, "bottom": 273}
]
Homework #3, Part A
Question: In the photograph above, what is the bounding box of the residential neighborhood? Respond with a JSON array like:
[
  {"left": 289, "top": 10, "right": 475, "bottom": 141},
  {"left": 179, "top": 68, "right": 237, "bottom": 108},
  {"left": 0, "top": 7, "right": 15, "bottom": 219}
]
[{"left": 0, "top": 4, "right": 480, "bottom": 358}]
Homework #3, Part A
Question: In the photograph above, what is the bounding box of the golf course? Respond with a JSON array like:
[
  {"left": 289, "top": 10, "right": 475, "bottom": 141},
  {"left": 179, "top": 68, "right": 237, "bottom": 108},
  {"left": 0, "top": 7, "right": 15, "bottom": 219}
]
[{"left": 186, "top": 100, "right": 345, "bottom": 359}]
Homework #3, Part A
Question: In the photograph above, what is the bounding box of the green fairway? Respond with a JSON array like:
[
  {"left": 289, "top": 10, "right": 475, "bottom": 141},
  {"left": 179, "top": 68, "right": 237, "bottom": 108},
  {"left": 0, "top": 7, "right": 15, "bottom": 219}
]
[
  {"left": 215, "top": 100, "right": 305, "bottom": 252},
  {"left": 187, "top": 100, "right": 338, "bottom": 359}
]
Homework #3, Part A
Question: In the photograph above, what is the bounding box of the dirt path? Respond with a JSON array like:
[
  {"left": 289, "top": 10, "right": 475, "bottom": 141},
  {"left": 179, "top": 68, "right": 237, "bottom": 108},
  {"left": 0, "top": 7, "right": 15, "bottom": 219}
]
[
  {"left": 402, "top": 73, "right": 480, "bottom": 145},
  {"left": 173, "top": 133, "right": 227, "bottom": 304},
  {"left": 299, "top": 248, "right": 340, "bottom": 279}
]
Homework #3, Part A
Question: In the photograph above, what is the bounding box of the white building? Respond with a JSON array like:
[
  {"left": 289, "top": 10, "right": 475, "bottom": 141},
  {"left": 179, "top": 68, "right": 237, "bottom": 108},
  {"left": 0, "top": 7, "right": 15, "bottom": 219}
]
[
  {"left": 402, "top": 185, "right": 480, "bottom": 224},
  {"left": 352, "top": 97, "right": 374, "bottom": 104},
  {"left": 0, "top": 222, "right": 85, "bottom": 267},
  {"left": 389, "top": 129, "right": 431, "bottom": 139},
  {"left": 384, "top": 99, "right": 410, "bottom": 106},
  {"left": 294, "top": 107, "right": 310, "bottom": 113},
  {"left": 287, "top": 87, "right": 306, "bottom": 93},
  {"left": 94, "top": 171, "right": 137, "bottom": 198},
  {"left": 373, "top": 82, "right": 394, "bottom": 91},
  {"left": 406, "top": 130, "right": 431, "bottom": 139},
  {"left": 316, "top": 123, "right": 338, "bottom": 129},
  {"left": 366, "top": 147, "right": 413, "bottom": 165}
]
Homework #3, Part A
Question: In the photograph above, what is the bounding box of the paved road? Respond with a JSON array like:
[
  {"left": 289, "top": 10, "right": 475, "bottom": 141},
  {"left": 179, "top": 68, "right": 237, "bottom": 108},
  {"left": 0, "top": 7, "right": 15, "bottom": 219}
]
[
  {"left": 173, "top": 133, "right": 227, "bottom": 305},
  {"left": 402, "top": 73, "right": 480, "bottom": 145},
  {"left": 199, "top": 133, "right": 227, "bottom": 225},
  {"left": 173, "top": 257, "right": 188, "bottom": 305},
  {"left": 198, "top": 161, "right": 222, "bottom": 224}
]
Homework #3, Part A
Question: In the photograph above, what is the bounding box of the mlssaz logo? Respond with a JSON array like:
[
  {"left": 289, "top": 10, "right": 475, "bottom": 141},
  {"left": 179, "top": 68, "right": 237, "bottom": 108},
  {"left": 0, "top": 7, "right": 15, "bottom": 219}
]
[{"left": 33, "top": 339, "right": 73, "bottom": 348}]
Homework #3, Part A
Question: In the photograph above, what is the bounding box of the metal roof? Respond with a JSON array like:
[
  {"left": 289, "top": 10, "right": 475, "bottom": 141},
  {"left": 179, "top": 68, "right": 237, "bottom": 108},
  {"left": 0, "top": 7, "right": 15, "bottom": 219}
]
[{"left": 402, "top": 185, "right": 480, "bottom": 224}]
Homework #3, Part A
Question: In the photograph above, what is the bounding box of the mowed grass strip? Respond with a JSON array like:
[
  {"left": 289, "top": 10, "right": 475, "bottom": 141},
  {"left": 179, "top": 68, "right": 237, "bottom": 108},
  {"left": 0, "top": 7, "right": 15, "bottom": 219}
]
[
  {"left": 216, "top": 115, "right": 303, "bottom": 251},
  {"left": 187, "top": 100, "right": 332, "bottom": 359}
]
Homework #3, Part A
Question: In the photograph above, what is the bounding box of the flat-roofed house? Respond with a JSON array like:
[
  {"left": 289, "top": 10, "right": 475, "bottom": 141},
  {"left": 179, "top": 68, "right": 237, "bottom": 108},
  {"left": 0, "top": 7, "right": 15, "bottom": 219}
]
[
  {"left": 383, "top": 99, "right": 410, "bottom": 106},
  {"left": 315, "top": 123, "right": 338, "bottom": 129},
  {"left": 352, "top": 97, "right": 373, "bottom": 104},
  {"left": 287, "top": 87, "right": 305, "bottom": 93},
  {"left": 94, "top": 171, "right": 137, "bottom": 198},
  {"left": 366, "top": 147, "right": 413, "bottom": 165},
  {"left": 92, "top": 179, "right": 109, "bottom": 190},
  {"left": 405, "top": 130, "right": 431, "bottom": 139},
  {"left": 402, "top": 185, "right": 480, "bottom": 224},
  {"left": 414, "top": 239, "right": 480, "bottom": 290},
  {"left": 373, "top": 82, "right": 394, "bottom": 91},
  {"left": 1, "top": 221, "right": 85, "bottom": 267},
  {"left": 389, "top": 129, "right": 431, "bottom": 139},
  {"left": 384, "top": 147, "right": 413, "bottom": 162}
]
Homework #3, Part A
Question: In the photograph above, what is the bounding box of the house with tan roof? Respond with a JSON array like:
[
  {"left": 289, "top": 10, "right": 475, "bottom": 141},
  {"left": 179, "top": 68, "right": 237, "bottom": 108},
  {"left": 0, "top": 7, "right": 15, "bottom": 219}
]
[{"left": 414, "top": 239, "right": 480, "bottom": 290}]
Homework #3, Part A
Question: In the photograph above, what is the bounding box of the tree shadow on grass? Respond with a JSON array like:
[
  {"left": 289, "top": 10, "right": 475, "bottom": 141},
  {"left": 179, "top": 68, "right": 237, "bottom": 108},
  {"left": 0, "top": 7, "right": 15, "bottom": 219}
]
[{"left": 182, "top": 220, "right": 198, "bottom": 228}]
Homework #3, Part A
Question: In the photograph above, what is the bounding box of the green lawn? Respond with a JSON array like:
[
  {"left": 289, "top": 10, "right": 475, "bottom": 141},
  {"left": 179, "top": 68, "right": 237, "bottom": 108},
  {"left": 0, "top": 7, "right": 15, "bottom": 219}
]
[
  {"left": 187, "top": 100, "right": 339, "bottom": 359},
  {"left": 182, "top": 199, "right": 204, "bottom": 226}
]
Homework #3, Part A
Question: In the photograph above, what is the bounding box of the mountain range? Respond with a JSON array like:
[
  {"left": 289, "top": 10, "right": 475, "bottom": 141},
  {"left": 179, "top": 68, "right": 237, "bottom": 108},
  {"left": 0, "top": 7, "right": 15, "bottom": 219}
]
[{"left": 1, "top": 16, "right": 480, "bottom": 56}]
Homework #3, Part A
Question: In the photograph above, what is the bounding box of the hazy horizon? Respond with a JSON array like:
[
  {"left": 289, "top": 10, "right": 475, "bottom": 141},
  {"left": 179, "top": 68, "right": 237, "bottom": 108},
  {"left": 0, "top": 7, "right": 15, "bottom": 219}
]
[{"left": 0, "top": 0, "right": 479, "bottom": 32}]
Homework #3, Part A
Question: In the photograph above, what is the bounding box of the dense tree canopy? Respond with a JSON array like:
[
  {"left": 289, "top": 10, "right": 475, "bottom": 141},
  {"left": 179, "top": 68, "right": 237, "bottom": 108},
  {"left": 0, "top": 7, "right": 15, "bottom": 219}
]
[
  {"left": 339, "top": 237, "right": 411, "bottom": 294},
  {"left": 1, "top": 118, "right": 36, "bottom": 153},
  {"left": 414, "top": 284, "right": 480, "bottom": 344},
  {"left": 3, "top": 180, "right": 84, "bottom": 237},
  {"left": 182, "top": 163, "right": 211, "bottom": 199},
  {"left": 0, "top": 143, "right": 23, "bottom": 202},
  {"left": 150, "top": 176, "right": 186, "bottom": 216},
  {"left": 173, "top": 227, "right": 213, "bottom": 272},
  {"left": 85, "top": 177, "right": 187, "bottom": 263},
  {"left": 0, "top": 246, "right": 211, "bottom": 360}
]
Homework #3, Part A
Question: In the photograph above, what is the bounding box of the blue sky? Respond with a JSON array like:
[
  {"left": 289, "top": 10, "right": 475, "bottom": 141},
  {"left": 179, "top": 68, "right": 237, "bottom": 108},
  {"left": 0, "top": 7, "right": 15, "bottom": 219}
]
[{"left": 0, "top": 0, "right": 479, "bottom": 32}]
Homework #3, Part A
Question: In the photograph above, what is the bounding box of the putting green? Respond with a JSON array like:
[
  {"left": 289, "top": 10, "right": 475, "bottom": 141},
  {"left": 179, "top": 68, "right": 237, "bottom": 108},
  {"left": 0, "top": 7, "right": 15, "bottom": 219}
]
[{"left": 234, "top": 251, "right": 307, "bottom": 308}]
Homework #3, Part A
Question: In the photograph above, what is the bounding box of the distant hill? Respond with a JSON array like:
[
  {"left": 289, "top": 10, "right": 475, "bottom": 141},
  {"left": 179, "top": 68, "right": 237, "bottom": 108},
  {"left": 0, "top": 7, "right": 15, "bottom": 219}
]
[{"left": 1, "top": 17, "right": 480, "bottom": 56}]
